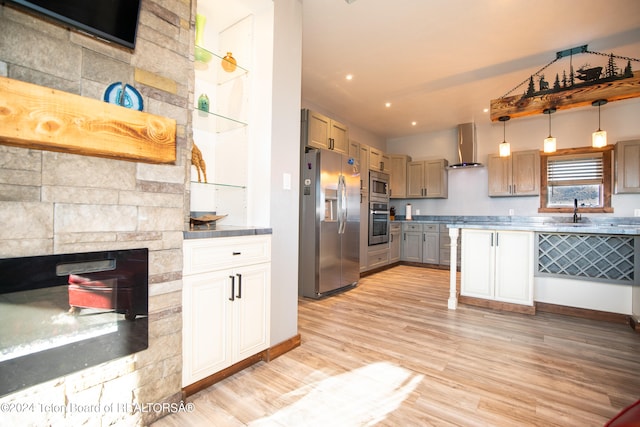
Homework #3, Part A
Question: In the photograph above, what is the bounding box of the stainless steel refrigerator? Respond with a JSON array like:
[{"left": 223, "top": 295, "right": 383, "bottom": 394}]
[{"left": 299, "top": 147, "right": 360, "bottom": 298}]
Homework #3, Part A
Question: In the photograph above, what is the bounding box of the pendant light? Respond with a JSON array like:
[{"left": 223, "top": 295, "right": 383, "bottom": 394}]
[
  {"left": 498, "top": 116, "right": 511, "bottom": 157},
  {"left": 592, "top": 99, "right": 608, "bottom": 148},
  {"left": 543, "top": 108, "right": 557, "bottom": 153}
]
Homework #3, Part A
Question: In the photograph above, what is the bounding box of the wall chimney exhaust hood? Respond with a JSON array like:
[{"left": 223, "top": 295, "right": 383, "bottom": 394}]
[{"left": 450, "top": 122, "right": 482, "bottom": 168}]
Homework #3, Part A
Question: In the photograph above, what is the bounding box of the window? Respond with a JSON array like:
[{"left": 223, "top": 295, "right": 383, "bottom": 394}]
[{"left": 539, "top": 146, "right": 613, "bottom": 213}]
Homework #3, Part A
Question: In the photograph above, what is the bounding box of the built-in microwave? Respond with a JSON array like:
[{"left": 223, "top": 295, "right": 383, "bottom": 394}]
[{"left": 369, "top": 170, "right": 389, "bottom": 201}]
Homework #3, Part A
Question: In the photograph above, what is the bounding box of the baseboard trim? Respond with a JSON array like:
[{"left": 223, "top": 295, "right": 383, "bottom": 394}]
[
  {"left": 266, "top": 333, "right": 301, "bottom": 361},
  {"left": 459, "top": 295, "right": 536, "bottom": 315},
  {"left": 182, "top": 334, "right": 303, "bottom": 398},
  {"left": 183, "top": 352, "right": 266, "bottom": 397},
  {"left": 535, "top": 301, "right": 630, "bottom": 325}
]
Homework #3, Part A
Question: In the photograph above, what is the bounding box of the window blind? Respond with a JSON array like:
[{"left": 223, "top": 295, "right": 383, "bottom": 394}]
[{"left": 547, "top": 153, "right": 603, "bottom": 185}]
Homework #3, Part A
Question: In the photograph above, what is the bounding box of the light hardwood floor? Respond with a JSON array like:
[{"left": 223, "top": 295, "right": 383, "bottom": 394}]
[{"left": 153, "top": 265, "right": 640, "bottom": 426}]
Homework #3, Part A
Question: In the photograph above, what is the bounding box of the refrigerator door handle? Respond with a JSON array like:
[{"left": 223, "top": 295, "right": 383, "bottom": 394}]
[{"left": 337, "top": 175, "right": 347, "bottom": 234}]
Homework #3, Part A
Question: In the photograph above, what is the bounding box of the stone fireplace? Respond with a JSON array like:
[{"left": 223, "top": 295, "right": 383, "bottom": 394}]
[{"left": 0, "top": 0, "right": 192, "bottom": 425}]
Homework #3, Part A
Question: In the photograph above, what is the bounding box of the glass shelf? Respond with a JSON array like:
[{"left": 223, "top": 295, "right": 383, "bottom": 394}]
[
  {"left": 193, "top": 108, "right": 247, "bottom": 133},
  {"left": 191, "top": 181, "right": 246, "bottom": 189},
  {"left": 194, "top": 45, "right": 248, "bottom": 85}
]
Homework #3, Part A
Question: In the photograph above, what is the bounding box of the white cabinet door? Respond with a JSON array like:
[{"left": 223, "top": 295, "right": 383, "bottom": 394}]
[
  {"left": 494, "top": 231, "right": 534, "bottom": 305},
  {"left": 182, "top": 270, "right": 232, "bottom": 385},
  {"left": 461, "top": 229, "right": 534, "bottom": 306},
  {"left": 183, "top": 235, "right": 271, "bottom": 388},
  {"left": 461, "top": 229, "right": 494, "bottom": 299},
  {"left": 234, "top": 262, "right": 271, "bottom": 362}
]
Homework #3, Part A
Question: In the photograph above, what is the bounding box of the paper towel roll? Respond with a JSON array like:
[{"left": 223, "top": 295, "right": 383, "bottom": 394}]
[{"left": 406, "top": 203, "right": 412, "bottom": 220}]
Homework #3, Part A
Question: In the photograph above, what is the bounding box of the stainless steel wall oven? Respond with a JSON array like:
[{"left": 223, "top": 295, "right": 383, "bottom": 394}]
[{"left": 369, "top": 201, "right": 389, "bottom": 245}]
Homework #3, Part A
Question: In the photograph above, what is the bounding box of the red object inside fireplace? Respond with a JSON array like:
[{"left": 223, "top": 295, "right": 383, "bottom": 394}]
[{"left": 68, "top": 274, "right": 135, "bottom": 320}]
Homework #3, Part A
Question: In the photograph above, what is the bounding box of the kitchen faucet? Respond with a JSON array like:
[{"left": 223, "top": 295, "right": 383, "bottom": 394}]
[{"left": 573, "top": 199, "right": 581, "bottom": 223}]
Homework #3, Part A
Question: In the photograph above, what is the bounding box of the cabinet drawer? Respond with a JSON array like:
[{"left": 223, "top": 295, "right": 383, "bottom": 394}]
[
  {"left": 184, "top": 235, "right": 271, "bottom": 275},
  {"left": 390, "top": 222, "right": 401, "bottom": 231},
  {"left": 403, "top": 223, "right": 422, "bottom": 232},
  {"left": 423, "top": 223, "right": 438, "bottom": 232}
]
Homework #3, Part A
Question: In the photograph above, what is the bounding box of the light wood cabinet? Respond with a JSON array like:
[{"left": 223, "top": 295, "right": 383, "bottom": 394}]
[
  {"left": 615, "top": 139, "right": 640, "bottom": 193},
  {"left": 182, "top": 235, "right": 271, "bottom": 387},
  {"left": 488, "top": 150, "right": 540, "bottom": 196},
  {"left": 407, "top": 159, "right": 448, "bottom": 198},
  {"left": 369, "top": 147, "right": 387, "bottom": 172},
  {"left": 367, "top": 245, "right": 389, "bottom": 270},
  {"left": 389, "top": 154, "right": 410, "bottom": 199},
  {"left": 301, "top": 109, "right": 349, "bottom": 154},
  {"left": 461, "top": 229, "right": 533, "bottom": 305},
  {"left": 401, "top": 223, "right": 422, "bottom": 263},
  {"left": 389, "top": 222, "right": 401, "bottom": 264},
  {"left": 401, "top": 223, "right": 439, "bottom": 264}
]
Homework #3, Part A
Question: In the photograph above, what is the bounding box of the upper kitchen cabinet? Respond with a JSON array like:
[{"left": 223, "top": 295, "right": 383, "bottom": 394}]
[
  {"left": 369, "top": 147, "right": 390, "bottom": 173},
  {"left": 191, "top": 1, "right": 273, "bottom": 226},
  {"left": 407, "top": 159, "right": 449, "bottom": 198},
  {"left": 615, "top": 139, "right": 640, "bottom": 193},
  {"left": 301, "top": 109, "right": 349, "bottom": 154},
  {"left": 487, "top": 150, "right": 540, "bottom": 197},
  {"left": 389, "top": 154, "right": 410, "bottom": 199}
]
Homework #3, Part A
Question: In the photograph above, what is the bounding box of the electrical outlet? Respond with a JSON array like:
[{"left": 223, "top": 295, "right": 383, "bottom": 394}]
[
  {"left": 508, "top": 208, "right": 514, "bottom": 216},
  {"left": 415, "top": 209, "right": 420, "bottom": 215},
  {"left": 634, "top": 209, "right": 640, "bottom": 217}
]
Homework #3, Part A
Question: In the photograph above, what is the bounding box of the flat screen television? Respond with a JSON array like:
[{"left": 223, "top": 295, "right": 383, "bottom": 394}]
[{"left": 5, "top": 0, "right": 142, "bottom": 49}]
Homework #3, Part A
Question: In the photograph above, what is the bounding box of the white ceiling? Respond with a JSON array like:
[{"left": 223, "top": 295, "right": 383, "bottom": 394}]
[{"left": 301, "top": 0, "right": 640, "bottom": 139}]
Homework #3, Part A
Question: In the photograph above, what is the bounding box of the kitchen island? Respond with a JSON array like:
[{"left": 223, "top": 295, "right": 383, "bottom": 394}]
[{"left": 446, "top": 218, "right": 640, "bottom": 321}]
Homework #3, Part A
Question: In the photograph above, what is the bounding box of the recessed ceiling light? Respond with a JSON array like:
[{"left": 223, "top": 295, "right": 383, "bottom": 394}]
[
  {"left": 483, "top": 108, "right": 489, "bottom": 113},
  {"left": 385, "top": 102, "right": 391, "bottom": 108},
  {"left": 345, "top": 74, "right": 353, "bottom": 80},
  {"left": 411, "top": 121, "right": 417, "bottom": 126}
]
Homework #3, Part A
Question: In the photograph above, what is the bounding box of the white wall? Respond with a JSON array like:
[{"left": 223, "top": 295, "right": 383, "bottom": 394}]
[
  {"left": 269, "top": 0, "right": 302, "bottom": 345},
  {"left": 387, "top": 98, "right": 640, "bottom": 218}
]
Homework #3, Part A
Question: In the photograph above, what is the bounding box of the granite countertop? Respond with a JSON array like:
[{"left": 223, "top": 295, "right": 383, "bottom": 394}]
[
  {"left": 184, "top": 225, "right": 273, "bottom": 239},
  {"left": 392, "top": 215, "right": 640, "bottom": 235}
]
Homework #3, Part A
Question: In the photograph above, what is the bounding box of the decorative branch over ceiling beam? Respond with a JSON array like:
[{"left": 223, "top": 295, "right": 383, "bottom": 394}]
[{"left": 490, "top": 71, "right": 640, "bottom": 121}]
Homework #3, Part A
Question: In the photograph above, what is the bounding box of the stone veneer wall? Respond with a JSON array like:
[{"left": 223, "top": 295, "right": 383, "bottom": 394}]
[{"left": 0, "top": 1, "right": 194, "bottom": 425}]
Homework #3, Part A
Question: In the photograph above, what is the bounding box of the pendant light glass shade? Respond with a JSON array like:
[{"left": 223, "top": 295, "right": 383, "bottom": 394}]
[
  {"left": 544, "top": 136, "right": 557, "bottom": 153},
  {"left": 592, "top": 99, "right": 608, "bottom": 148},
  {"left": 498, "top": 116, "right": 511, "bottom": 157},
  {"left": 543, "top": 108, "right": 557, "bottom": 153}
]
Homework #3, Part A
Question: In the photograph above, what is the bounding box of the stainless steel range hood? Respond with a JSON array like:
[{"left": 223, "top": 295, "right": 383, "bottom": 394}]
[{"left": 449, "top": 122, "right": 482, "bottom": 168}]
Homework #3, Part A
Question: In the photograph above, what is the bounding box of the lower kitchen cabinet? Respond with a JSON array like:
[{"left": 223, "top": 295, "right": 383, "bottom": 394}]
[
  {"left": 461, "top": 229, "right": 533, "bottom": 305},
  {"left": 389, "top": 222, "right": 401, "bottom": 263},
  {"left": 182, "top": 235, "right": 271, "bottom": 387},
  {"left": 367, "top": 244, "right": 389, "bottom": 270},
  {"left": 401, "top": 223, "right": 439, "bottom": 264}
]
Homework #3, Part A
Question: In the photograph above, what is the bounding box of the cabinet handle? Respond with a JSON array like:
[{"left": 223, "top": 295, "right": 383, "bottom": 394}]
[
  {"left": 496, "top": 232, "right": 499, "bottom": 247},
  {"left": 423, "top": 233, "right": 425, "bottom": 242},
  {"left": 232, "top": 251, "right": 241, "bottom": 256},
  {"left": 404, "top": 233, "right": 406, "bottom": 241},
  {"left": 390, "top": 233, "right": 394, "bottom": 242},
  {"left": 490, "top": 234, "right": 494, "bottom": 247},
  {"left": 229, "top": 275, "right": 235, "bottom": 301},
  {"left": 513, "top": 184, "right": 516, "bottom": 194},
  {"left": 380, "top": 161, "right": 384, "bottom": 171},
  {"left": 236, "top": 273, "right": 242, "bottom": 299}
]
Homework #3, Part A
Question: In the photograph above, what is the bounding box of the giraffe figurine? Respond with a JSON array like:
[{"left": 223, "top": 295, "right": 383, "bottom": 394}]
[{"left": 191, "top": 141, "right": 207, "bottom": 183}]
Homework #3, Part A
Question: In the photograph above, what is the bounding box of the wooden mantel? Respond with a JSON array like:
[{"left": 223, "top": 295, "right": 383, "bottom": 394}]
[
  {"left": 0, "top": 76, "right": 176, "bottom": 164},
  {"left": 490, "top": 71, "right": 640, "bottom": 122}
]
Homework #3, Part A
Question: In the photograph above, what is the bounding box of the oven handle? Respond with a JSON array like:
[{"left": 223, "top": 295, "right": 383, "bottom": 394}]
[{"left": 370, "top": 210, "right": 390, "bottom": 215}]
